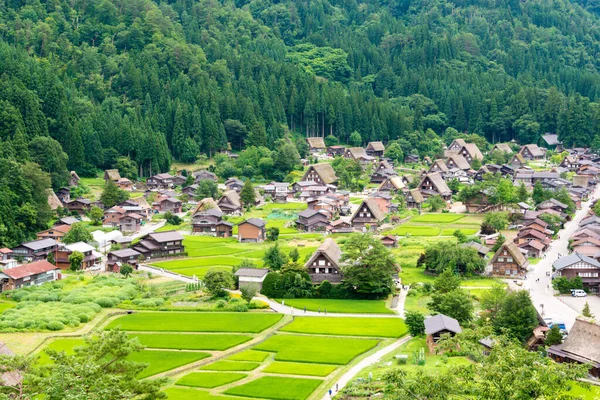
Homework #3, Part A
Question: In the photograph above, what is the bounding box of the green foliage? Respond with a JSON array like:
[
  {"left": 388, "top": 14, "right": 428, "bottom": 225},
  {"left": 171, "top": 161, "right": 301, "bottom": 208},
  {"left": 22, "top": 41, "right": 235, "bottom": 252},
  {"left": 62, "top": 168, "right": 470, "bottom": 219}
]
[
  {"left": 240, "top": 286, "right": 257, "bottom": 305},
  {"left": 421, "top": 242, "right": 486, "bottom": 275},
  {"left": 62, "top": 222, "right": 93, "bottom": 245},
  {"left": 583, "top": 301, "right": 595, "bottom": 318},
  {"left": 545, "top": 325, "right": 563, "bottom": 346},
  {"left": 266, "top": 227, "right": 280, "bottom": 242},
  {"left": 164, "top": 212, "right": 182, "bottom": 226},
  {"left": 404, "top": 311, "right": 426, "bottom": 336},
  {"left": 552, "top": 276, "right": 584, "bottom": 294},
  {"left": 428, "top": 289, "right": 474, "bottom": 324},
  {"left": 239, "top": 180, "right": 256, "bottom": 208},
  {"left": 482, "top": 212, "right": 509, "bottom": 232},
  {"left": 332, "top": 157, "right": 364, "bottom": 192},
  {"left": 384, "top": 142, "right": 404, "bottom": 164},
  {"left": 263, "top": 243, "right": 288, "bottom": 270},
  {"left": 493, "top": 291, "right": 538, "bottom": 342},
  {"left": 88, "top": 206, "right": 104, "bottom": 226},
  {"left": 349, "top": 131, "right": 362, "bottom": 146},
  {"left": 195, "top": 179, "right": 219, "bottom": 200},
  {"left": 120, "top": 264, "right": 134, "bottom": 278},
  {"left": 427, "top": 195, "right": 446, "bottom": 212},
  {"left": 325, "top": 135, "right": 339, "bottom": 147},
  {"left": 203, "top": 269, "right": 234, "bottom": 297},
  {"left": 68, "top": 251, "right": 84, "bottom": 271},
  {"left": 100, "top": 180, "right": 129, "bottom": 208}
]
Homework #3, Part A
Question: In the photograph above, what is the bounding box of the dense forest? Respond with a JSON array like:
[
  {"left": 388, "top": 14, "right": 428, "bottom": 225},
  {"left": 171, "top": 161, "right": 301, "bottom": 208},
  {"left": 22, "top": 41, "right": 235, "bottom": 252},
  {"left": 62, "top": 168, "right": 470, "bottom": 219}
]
[{"left": 3, "top": 0, "right": 600, "bottom": 245}]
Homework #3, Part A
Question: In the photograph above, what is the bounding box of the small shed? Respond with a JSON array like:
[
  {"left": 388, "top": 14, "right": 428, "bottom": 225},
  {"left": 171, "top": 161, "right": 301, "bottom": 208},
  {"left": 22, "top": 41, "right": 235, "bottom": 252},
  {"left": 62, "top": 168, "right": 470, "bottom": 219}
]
[
  {"left": 235, "top": 268, "right": 270, "bottom": 291},
  {"left": 424, "top": 314, "right": 462, "bottom": 352}
]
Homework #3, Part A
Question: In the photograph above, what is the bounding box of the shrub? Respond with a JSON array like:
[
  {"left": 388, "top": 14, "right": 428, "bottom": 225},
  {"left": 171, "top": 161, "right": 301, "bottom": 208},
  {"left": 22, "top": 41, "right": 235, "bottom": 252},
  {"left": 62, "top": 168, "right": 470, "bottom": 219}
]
[
  {"left": 46, "top": 321, "right": 65, "bottom": 331},
  {"left": 94, "top": 297, "right": 118, "bottom": 308},
  {"left": 215, "top": 300, "right": 227, "bottom": 308}
]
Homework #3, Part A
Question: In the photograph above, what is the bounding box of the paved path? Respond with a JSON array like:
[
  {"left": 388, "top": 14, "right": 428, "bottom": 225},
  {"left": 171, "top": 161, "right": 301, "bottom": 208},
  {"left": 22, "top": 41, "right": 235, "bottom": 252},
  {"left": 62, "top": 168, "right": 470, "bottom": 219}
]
[
  {"left": 321, "top": 335, "right": 412, "bottom": 399},
  {"left": 138, "top": 264, "right": 197, "bottom": 283},
  {"left": 516, "top": 185, "right": 600, "bottom": 331}
]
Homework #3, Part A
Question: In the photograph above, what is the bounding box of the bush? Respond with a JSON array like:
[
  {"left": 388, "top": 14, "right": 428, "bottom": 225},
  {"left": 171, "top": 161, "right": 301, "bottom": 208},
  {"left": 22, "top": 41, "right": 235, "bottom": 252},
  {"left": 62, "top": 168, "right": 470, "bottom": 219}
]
[
  {"left": 215, "top": 300, "right": 227, "bottom": 308},
  {"left": 94, "top": 297, "right": 118, "bottom": 308},
  {"left": 46, "top": 321, "right": 65, "bottom": 331}
]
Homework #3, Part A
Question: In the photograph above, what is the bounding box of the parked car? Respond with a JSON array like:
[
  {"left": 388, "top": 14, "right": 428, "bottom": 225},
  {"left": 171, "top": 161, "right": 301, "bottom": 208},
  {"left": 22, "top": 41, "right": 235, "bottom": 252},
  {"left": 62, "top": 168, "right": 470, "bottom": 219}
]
[{"left": 571, "top": 289, "right": 587, "bottom": 297}]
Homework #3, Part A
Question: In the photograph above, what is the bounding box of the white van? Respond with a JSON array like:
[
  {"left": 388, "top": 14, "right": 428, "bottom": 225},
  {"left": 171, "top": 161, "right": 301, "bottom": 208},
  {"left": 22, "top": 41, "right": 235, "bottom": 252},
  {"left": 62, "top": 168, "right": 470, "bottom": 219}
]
[{"left": 572, "top": 289, "right": 587, "bottom": 297}]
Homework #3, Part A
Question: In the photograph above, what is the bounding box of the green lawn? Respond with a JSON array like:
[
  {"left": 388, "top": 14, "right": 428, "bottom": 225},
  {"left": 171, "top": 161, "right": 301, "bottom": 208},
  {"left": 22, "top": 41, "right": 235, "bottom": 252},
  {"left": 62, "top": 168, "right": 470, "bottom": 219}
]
[
  {"left": 276, "top": 299, "right": 394, "bottom": 314},
  {"left": 224, "top": 376, "right": 323, "bottom": 400},
  {"left": 0, "top": 301, "right": 16, "bottom": 314},
  {"left": 152, "top": 256, "right": 246, "bottom": 269},
  {"left": 37, "top": 338, "right": 85, "bottom": 365},
  {"left": 254, "top": 334, "right": 379, "bottom": 364},
  {"left": 400, "top": 267, "right": 437, "bottom": 285},
  {"left": 159, "top": 266, "right": 233, "bottom": 278},
  {"left": 129, "top": 350, "right": 211, "bottom": 378},
  {"left": 403, "top": 294, "right": 431, "bottom": 314},
  {"left": 280, "top": 316, "right": 407, "bottom": 338},
  {"left": 226, "top": 350, "right": 270, "bottom": 362},
  {"left": 175, "top": 372, "right": 247, "bottom": 388},
  {"left": 411, "top": 214, "right": 464, "bottom": 223},
  {"left": 131, "top": 333, "right": 252, "bottom": 350},
  {"left": 388, "top": 225, "right": 440, "bottom": 236},
  {"left": 163, "top": 387, "right": 243, "bottom": 400},
  {"left": 199, "top": 360, "right": 261, "bottom": 371},
  {"left": 262, "top": 362, "right": 337, "bottom": 377},
  {"left": 106, "top": 312, "right": 282, "bottom": 333}
]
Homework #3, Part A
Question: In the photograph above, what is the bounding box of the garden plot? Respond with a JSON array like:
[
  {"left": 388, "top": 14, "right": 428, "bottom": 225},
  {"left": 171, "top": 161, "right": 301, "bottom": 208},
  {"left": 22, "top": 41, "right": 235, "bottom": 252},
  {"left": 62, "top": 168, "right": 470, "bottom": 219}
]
[
  {"left": 280, "top": 316, "right": 407, "bottom": 338},
  {"left": 199, "top": 360, "right": 261, "bottom": 371},
  {"left": 131, "top": 333, "right": 252, "bottom": 350},
  {"left": 277, "top": 298, "right": 393, "bottom": 314},
  {"left": 253, "top": 334, "right": 380, "bottom": 364},
  {"left": 176, "top": 372, "right": 247, "bottom": 388},
  {"left": 224, "top": 376, "right": 323, "bottom": 400},
  {"left": 106, "top": 312, "right": 283, "bottom": 333},
  {"left": 384, "top": 213, "right": 481, "bottom": 238}
]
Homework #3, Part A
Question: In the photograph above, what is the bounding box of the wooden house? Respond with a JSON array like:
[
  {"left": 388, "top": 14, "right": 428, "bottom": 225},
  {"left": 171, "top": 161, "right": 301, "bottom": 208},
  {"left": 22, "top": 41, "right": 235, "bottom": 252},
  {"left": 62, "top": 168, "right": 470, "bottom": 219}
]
[
  {"left": 553, "top": 253, "right": 600, "bottom": 294},
  {"left": 182, "top": 184, "right": 199, "bottom": 197},
  {"left": 152, "top": 197, "right": 182, "bottom": 213},
  {"left": 490, "top": 143, "right": 513, "bottom": 154},
  {"left": 37, "top": 225, "right": 71, "bottom": 242},
  {"left": 237, "top": 219, "right": 266, "bottom": 243},
  {"left": 510, "top": 153, "right": 526, "bottom": 168},
  {"left": 425, "top": 314, "right": 462, "bottom": 352},
  {"left": 518, "top": 144, "right": 546, "bottom": 161},
  {"left": 517, "top": 239, "right": 545, "bottom": 258},
  {"left": 11, "top": 239, "right": 60, "bottom": 262},
  {"left": 64, "top": 198, "right": 91, "bottom": 216},
  {"left": 119, "top": 213, "right": 143, "bottom": 233},
  {"left": 225, "top": 178, "right": 244, "bottom": 193},
  {"left": 146, "top": 173, "right": 175, "bottom": 190},
  {"left": 304, "top": 238, "right": 342, "bottom": 284},
  {"left": 405, "top": 189, "right": 424, "bottom": 210},
  {"left": 405, "top": 154, "right": 419, "bottom": 164},
  {"left": 537, "top": 199, "right": 568, "bottom": 214},
  {"left": 541, "top": 133, "right": 563, "bottom": 151},
  {"left": 263, "top": 182, "right": 290, "bottom": 202},
  {"left": 104, "top": 169, "right": 121, "bottom": 184},
  {"left": 429, "top": 159, "right": 449, "bottom": 174},
  {"left": 548, "top": 318, "right": 600, "bottom": 378},
  {"left": 0, "top": 260, "right": 60, "bottom": 292},
  {"left": 55, "top": 242, "right": 99, "bottom": 270},
  {"left": 350, "top": 198, "right": 386, "bottom": 229},
  {"left": 490, "top": 241, "right": 529, "bottom": 278},
  {"left": 307, "top": 137, "right": 326, "bottom": 152},
  {"left": 107, "top": 248, "right": 141, "bottom": 272},
  {"left": 461, "top": 241, "right": 490, "bottom": 258},
  {"left": 378, "top": 176, "right": 405, "bottom": 194},
  {"left": 193, "top": 170, "right": 217, "bottom": 182},
  {"left": 445, "top": 154, "right": 471, "bottom": 171},
  {"left": 328, "top": 219, "right": 353, "bottom": 233},
  {"left": 296, "top": 209, "right": 330, "bottom": 232},
  {"left": 344, "top": 147, "right": 377, "bottom": 167},
  {"left": 571, "top": 237, "right": 600, "bottom": 257},
  {"left": 218, "top": 190, "right": 242, "bottom": 215},
  {"left": 327, "top": 145, "right": 345, "bottom": 156},
  {"left": 302, "top": 163, "right": 338, "bottom": 186},
  {"left": 191, "top": 208, "right": 233, "bottom": 237},
  {"left": 366, "top": 141, "right": 385, "bottom": 157},
  {"left": 445, "top": 139, "right": 483, "bottom": 163},
  {"left": 116, "top": 178, "right": 133, "bottom": 191},
  {"left": 381, "top": 235, "right": 398, "bottom": 248},
  {"left": 418, "top": 173, "right": 451, "bottom": 201},
  {"left": 132, "top": 231, "right": 185, "bottom": 259}
]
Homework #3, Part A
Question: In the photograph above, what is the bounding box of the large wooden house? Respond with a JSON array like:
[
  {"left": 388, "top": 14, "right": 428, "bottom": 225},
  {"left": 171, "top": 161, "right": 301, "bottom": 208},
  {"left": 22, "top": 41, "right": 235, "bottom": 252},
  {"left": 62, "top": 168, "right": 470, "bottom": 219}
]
[
  {"left": 64, "top": 198, "right": 91, "bottom": 216},
  {"left": 445, "top": 154, "right": 471, "bottom": 171},
  {"left": 237, "top": 219, "right": 266, "bottom": 243},
  {"left": 107, "top": 248, "right": 141, "bottom": 272},
  {"left": 132, "top": 231, "right": 185, "bottom": 259},
  {"left": 104, "top": 169, "right": 121, "bottom": 184},
  {"left": 302, "top": 163, "right": 338, "bottom": 186},
  {"left": 366, "top": 141, "right": 385, "bottom": 157},
  {"left": 37, "top": 225, "right": 71, "bottom": 242},
  {"left": 378, "top": 176, "right": 405, "bottom": 194},
  {"left": 445, "top": 139, "right": 483, "bottom": 163},
  {"left": 304, "top": 238, "right": 342, "bottom": 284},
  {"left": 218, "top": 190, "right": 242, "bottom": 215},
  {"left": 350, "top": 198, "right": 386, "bottom": 229},
  {"left": 490, "top": 241, "right": 529, "bottom": 278},
  {"left": 548, "top": 318, "right": 600, "bottom": 378},
  {"left": 11, "top": 239, "right": 60, "bottom": 262},
  {"left": 0, "top": 260, "right": 60, "bottom": 292},
  {"left": 425, "top": 314, "right": 462, "bottom": 352},
  {"left": 518, "top": 144, "right": 546, "bottom": 161},
  {"left": 296, "top": 209, "right": 330, "bottom": 232},
  {"left": 429, "top": 159, "right": 449, "bottom": 174},
  {"left": 418, "top": 173, "right": 451, "bottom": 201},
  {"left": 307, "top": 137, "right": 326, "bottom": 152},
  {"left": 405, "top": 189, "right": 425, "bottom": 210},
  {"left": 191, "top": 208, "right": 233, "bottom": 237},
  {"left": 553, "top": 253, "right": 600, "bottom": 294},
  {"left": 490, "top": 143, "right": 513, "bottom": 154},
  {"left": 146, "top": 173, "right": 175, "bottom": 190}
]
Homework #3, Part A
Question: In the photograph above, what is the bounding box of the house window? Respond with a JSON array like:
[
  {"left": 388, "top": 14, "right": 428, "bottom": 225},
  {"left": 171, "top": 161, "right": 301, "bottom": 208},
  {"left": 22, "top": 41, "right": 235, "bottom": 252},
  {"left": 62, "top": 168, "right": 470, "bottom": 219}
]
[{"left": 507, "top": 257, "right": 513, "bottom": 262}]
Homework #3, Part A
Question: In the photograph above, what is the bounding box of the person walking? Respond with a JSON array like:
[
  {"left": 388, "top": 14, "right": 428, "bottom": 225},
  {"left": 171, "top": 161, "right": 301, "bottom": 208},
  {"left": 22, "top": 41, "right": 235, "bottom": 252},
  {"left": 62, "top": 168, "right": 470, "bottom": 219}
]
[
  {"left": 304, "top": 306, "right": 306, "bottom": 313},
  {"left": 328, "top": 389, "right": 332, "bottom": 397}
]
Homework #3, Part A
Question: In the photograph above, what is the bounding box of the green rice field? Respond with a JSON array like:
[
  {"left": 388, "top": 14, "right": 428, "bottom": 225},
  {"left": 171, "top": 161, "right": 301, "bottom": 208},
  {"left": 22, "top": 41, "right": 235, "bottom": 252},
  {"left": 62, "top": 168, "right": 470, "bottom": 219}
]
[
  {"left": 106, "top": 312, "right": 283, "bottom": 333},
  {"left": 262, "top": 362, "right": 337, "bottom": 377},
  {"left": 175, "top": 372, "right": 247, "bottom": 388},
  {"left": 224, "top": 376, "right": 323, "bottom": 400},
  {"left": 226, "top": 350, "right": 270, "bottom": 362},
  {"left": 131, "top": 333, "right": 252, "bottom": 350},
  {"left": 280, "top": 316, "right": 407, "bottom": 338},
  {"left": 199, "top": 360, "right": 261, "bottom": 371},
  {"left": 163, "top": 387, "right": 243, "bottom": 400},
  {"left": 276, "top": 298, "right": 394, "bottom": 314}
]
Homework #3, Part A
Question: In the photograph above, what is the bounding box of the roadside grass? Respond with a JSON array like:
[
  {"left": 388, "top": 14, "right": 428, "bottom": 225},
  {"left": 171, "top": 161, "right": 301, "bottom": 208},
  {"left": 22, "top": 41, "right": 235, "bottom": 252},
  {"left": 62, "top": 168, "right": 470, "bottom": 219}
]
[
  {"left": 254, "top": 334, "right": 380, "bottom": 364},
  {"left": 106, "top": 312, "right": 283, "bottom": 333},
  {"left": 0, "top": 301, "right": 16, "bottom": 314},
  {"left": 199, "top": 360, "right": 261, "bottom": 371},
  {"left": 411, "top": 214, "right": 464, "bottom": 223},
  {"left": 275, "top": 299, "right": 394, "bottom": 314},
  {"left": 130, "top": 350, "right": 211, "bottom": 378},
  {"left": 156, "top": 223, "right": 190, "bottom": 233},
  {"left": 262, "top": 361, "right": 337, "bottom": 377},
  {"left": 280, "top": 317, "right": 407, "bottom": 338},
  {"left": 175, "top": 372, "right": 247, "bottom": 388},
  {"left": 162, "top": 387, "right": 243, "bottom": 400},
  {"left": 131, "top": 333, "right": 252, "bottom": 350},
  {"left": 38, "top": 338, "right": 210, "bottom": 378},
  {"left": 226, "top": 350, "right": 270, "bottom": 362},
  {"left": 224, "top": 376, "right": 323, "bottom": 400},
  {"left": 403, "top": 294, "right": 431, "bottom": 314}
]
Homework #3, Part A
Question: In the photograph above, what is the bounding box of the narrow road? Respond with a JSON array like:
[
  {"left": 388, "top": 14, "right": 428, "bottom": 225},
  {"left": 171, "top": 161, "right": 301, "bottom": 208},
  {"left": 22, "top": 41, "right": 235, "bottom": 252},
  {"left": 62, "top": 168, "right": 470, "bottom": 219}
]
[
  {"left": 138, "top": 264, "right": 197, "bottom": 283},
  {"left": 321, "top": 335, "right": 412, "bottom": 400},
  {"left": 518, "top": 185, "right": 600, "bottom": 331}
]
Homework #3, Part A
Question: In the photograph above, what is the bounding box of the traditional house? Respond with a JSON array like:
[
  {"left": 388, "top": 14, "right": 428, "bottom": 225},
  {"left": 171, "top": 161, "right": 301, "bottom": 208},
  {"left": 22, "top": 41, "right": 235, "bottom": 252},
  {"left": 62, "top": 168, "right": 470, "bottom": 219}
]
[
  {"left": 548, "top": 318, "right": 600, "bottom": 378},
  {"left": 445, "top": 139, "right": 483, "bottom": 163},
  {"left": 55, "top": 216, "right": 79, "bottom": 226},
  {"left": 418, "top": 173, "right": 451, "bottom": 201},
  {"left": 304, "top": 238, "right": 342, "bottom": 284},
  {"left": 401, "top": 174, "right": 416, "bottom": 187},
  {"left": 263, "top": 182, "right": 290, "bottom": 202},
  {"left": 510, "top": 153, "right": 526, "bottom": 168},
  {"left": 405, "top": 154, "right": 420, "bottom": 163},
  {"left": 381, "top": 235, "right": 398, "bottom": 248},
  {"left": 191, "top": 208, "right": 233, "bottom": 237},
  {"left": 237, "top": 219, "right": 266, "bottom": 243},
  {"left": 370, "top": 168, "right": 397, "bottom": 184},
  {"left": 225, "top": 178, "right": 244, "bottom": 192},
  {"left": 490, "top": 241, "right": 530, "bottom": 278},
  {"left": 104, "top": 169, "right": 121, "bottom": 184},
  {"left": 350, "top": 198, "right": 386, "bottom": 229},
  {"left": 515, "top": 228, "right": 550, "bottom": 247},
  {"left": 425, "top": 314, "right": 462, "bottom": 352},
  {"left": 519, "top": 144, "right": 546, "bottom": 161},
  {"left": 235, "top": 268, "right": 270, "bottom": 291},
  {"left": 36, "top": 225, "right": 71, "bottom": 242},
  {"left": 153, "top": 197, "right": 182, "bottom": 213},
  {"left": 55, "top": 242, "right": 99, "bottom": 270},
  {"left": 116, "top": 178, "right": 133, "bottom": 191},
  {"left": 218, "top": 190, "right": 242, "bottom": 215},
  {"left": 518, "top": 239, "right": 546, "bottom": 258},
  {"left": 571, "top": 237, "right": 600, "bottom": 257},
  {"left": 553, "top": 253, "right": 600, "bottom": 294},
  {"left": 0, "top": 260, "right": 60, "bottom": 292},
  {"left": 307, "top": 137, "right": 326, "bottom": 152},
  {"left": 445, "top": 154, "right": 471, "bottom": 171},
  {"left": 328, "top": 219, "right": 353, "bottom": 233},
  {"left": 146, "top": 173, "right": 175, "bottom": 190},
  {"left": 194, "top": 170, "right": 217, "bottom": 182},
  {"left": 462, "top": 241, "right": 490, "bottom": 258},
  {"left": 107, "top": 248, "right": 141, "bottom": 272},
  {"left": 405, "top": 189, "right": 425, "bottom": 210},
  {"left": 378, "top": 176, "right": 405, "bottom": 194},
  {"left": 119, "top": 213, "right": 143, "bottom": 233},
  {"left": 344, "top": 147, "right": 377, "bottom": 167},
  {"left": 429, "top": 159, "right": 449, "bottom": 174},
  {"left": 537, "top": 198, "right": 568, "bottom": 214},
  {"left": 133, "top": 231, "right": 185, "bottom": 259},
  {"left": 366, "top": 141, "right": 385, "bottom": 157},
  {"left": 11, "top": 239, "right": 60, "bottom": 262},
  {"left": 302, "top": 163, "right": 338, "bottom": 186},
  {"left": 541, "top": 133, "right": 563, "bottom": 151},
  {"left": 296, "top": 209, "right": 330, "bottom": 232},
  {"left": 328, "top": 145, "right": 345, "bottom": 157},
  {"left": 490, "top": 143, "right": 513, "bottom": 154},
  {"left": 64, "top": 198, "right": 91, "bottom": 216},
  {"left": 103, "top": 206, "right": 126, "bottom": 226},
  {"left": 182, "top": 184, "right": 199, "bottom": 197}
]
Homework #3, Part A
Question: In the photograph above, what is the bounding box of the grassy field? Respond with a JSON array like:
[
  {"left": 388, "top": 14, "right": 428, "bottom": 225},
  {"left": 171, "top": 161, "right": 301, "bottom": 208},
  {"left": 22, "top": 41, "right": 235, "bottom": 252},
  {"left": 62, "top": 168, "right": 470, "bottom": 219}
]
[
  {"left": 175, "top": 372, "right": 247, "bottom": 388},
  {"left": 226, "top": 350, "right": 270, "bottom": 362},
  {"left": 131, "top": 333, "right": 252, "bottom": 350},
  {"left": 254, "top": 334, "right": 380, "bottom": 364},
  {"left": 262, "top": 362, "right": 337, "bottom": 377},
  {"left": 411, "top": 214, "right": 465, "bottom": 223},
  {"left": 106, "top": 312, "right": 282, "bottom": 333},
  {"left": 0, "top": 301, "right": 16, "bottom": 314},
  {"left": 224, "top": 376, "right": 323, "bottom": 400},
  {"left": 384, "top": 213, "right": 481, "bottom": 238},
  {"left": 276, "top": 299, "right": 394, "bottom": 314},
  {"left": 199, "top": 360, "right": 261, "bottom": 371},
  {"left": 163, "top": 387, "right": 243, "bottom": 400},
  {"left": 280, "top": 316, "right": 407, "bottom": 338},
  {"left": 403, "top": 294, "right": 431, "bottom": 314}
]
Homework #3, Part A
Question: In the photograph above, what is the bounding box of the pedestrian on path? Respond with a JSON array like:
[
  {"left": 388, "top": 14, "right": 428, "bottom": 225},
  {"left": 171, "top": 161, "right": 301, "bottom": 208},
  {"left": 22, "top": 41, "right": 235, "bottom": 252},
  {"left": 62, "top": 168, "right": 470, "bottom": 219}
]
[
  {"left": 336, "top": 383, "right": 338, "bottom": 392},
  {"left": 282, "top": 300, "right": 285, "bottom": 306},
  {"left": 328, "top": 389, "right": 332, "bottom": 397},
  {"left": 325, "top": 308, "right": 327, "bottom": 315},
  {"left": 304, "top": 306, "right": 306, "bottom": 313},
  {"left": 318, "top": 307, "right": 321, "bottom": 314}
]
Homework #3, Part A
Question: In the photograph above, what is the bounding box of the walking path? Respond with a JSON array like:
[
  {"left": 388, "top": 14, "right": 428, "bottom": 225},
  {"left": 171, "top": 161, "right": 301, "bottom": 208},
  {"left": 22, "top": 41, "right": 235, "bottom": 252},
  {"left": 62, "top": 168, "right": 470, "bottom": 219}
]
[
  {"left": 138, "top": 265, "right": 198, "bottom": 283},
  {"left": 321, "top": 335, "right": 412, "bottom": 399},
  {"left": 516, "top": 185, "right": 600, "bottom": 331}
]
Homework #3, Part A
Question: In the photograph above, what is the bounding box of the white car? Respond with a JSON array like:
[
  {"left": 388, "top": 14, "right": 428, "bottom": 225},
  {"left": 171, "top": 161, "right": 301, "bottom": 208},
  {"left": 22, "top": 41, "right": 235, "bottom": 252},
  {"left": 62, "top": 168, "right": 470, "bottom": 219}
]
[{"left": 572, "top": 289, "right": 587, "bottom": 297}]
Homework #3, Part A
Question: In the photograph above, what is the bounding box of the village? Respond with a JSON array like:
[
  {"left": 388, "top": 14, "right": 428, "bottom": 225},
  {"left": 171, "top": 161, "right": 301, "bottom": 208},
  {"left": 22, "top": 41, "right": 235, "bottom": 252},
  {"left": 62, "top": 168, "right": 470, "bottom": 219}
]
[{"left": 0, "top": 135, "right": 599, "bottom": 399}]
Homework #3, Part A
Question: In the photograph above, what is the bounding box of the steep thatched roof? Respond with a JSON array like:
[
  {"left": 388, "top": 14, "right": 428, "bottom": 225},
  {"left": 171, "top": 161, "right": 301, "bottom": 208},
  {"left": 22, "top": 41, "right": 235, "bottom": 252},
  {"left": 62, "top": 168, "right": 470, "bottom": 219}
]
[
  {"left": 346, "top": 147, "right": 368, "bottom": 159},
  {"left": 367, "top": 141, "right": 385, "bottom": 151},
  {"left": 447, "top": 154, "right": 471, "bottom": 170},
  {"left": 559, "top": 318, "right": 600, "bottom": 364},
  {"left": 492, "top": 241, "right": 529, "bottom": 268},
  {"left": 47, "top": 189, "right": 62, "bottom": 210},
  {"left": 305, "top": 163, "right": 338, "bottom": 185},
  {"left": 430, "top": 159, "right": 449, "bottom": 173},
  {"left": 492, "top": 143, "right": 513, "bottom": 153},
  {"left": 307, "top": 137, "right": 326, "bottom": 149},
  {"left": 192, "top": 198, "right": 221, "bottom": 215},
  {"left": 104, "top": 169, "right": 121, "bottom": 181},
  {"left": 304, "top": 238, "right": 341, "bottom": 268},
  {"left": 220, "top": 190, "right": 241, "bottom": 207},
  {"left": 352, "top": 198, "right": 386, "bottom": 222},
  {"left": 421, "top": 172, "right": 451, "bottom": 196},
  {"left": 520, "top": 144, "right": 545, "bottom": 157},
  {"left": 408, "top": 189, "right": 424, "bottom": 203}
]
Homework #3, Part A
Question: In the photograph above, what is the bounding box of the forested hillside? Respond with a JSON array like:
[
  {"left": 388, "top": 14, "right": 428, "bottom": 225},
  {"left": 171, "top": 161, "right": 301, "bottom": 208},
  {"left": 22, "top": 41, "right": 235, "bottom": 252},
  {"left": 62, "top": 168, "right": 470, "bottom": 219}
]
[{"left": 3, "top": 0, "right": 600, "bottom": 244}]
